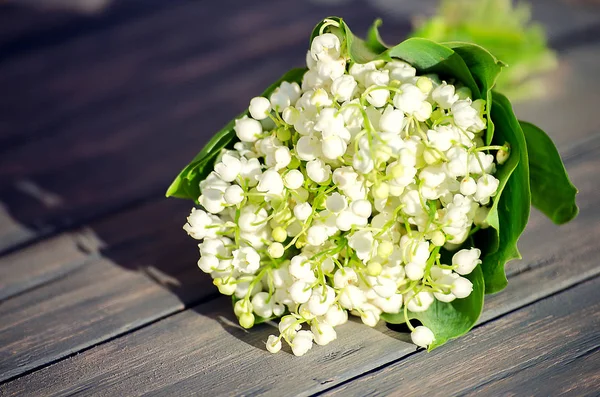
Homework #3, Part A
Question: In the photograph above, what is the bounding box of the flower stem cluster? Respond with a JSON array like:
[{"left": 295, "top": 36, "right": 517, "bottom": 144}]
[{"left": 184, "top": 27, "right": 506, "bottom": 355}]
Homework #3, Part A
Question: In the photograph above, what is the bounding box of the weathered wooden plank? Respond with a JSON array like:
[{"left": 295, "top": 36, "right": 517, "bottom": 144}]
[
  {"left": 0, "top": 3, "right": 598, "bottom": 254},
  {"left": 0, "top": 198, "right": 211, "bottom": 382},
  {"left": 0, "top": 136, "right": 597, "bottom": 395},
  {"left": 0, "top": 229, "right": 100, "bottom": 301},
  {"left": 322, "top": 278, "right": 600, "bottom": 397}
]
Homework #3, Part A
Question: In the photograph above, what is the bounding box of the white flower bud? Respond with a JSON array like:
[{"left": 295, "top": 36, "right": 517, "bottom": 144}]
[
  {"left": 293, "top": 202, "right": 312, "bottom": 221},
  {"left": 282, "top": 170, "right": 302, "bottom": 190},
  {"left": 311, "top": 322, "right": 337, "bottom": 346},
  {"left": 379, "top": 105, "right": 405, "bottom": 134},
  {"left": 460, "top": 176, "right": 477, "bottom": 196},
  {"left": 366, "top": 88, "right": 390, "bottom": 108},
  {"left": 338, "top": 285, "right": 366, "bottom": 310},
  {"left": 252, "top": 292, "right": 273, "bottom": 318},
  {"left": 325, "top": 305, "right": 348, "bottom": 326},
  {"left": 451, "top": 276, "right": 474, "bottom": 298},
  {"left": 282, "top": 106, "right": 300, "bottom": 125},
  {"left": 268, "top": 242, "right": 285, "bottom": 259},
  {"left": 405, "top": 262, "right": 425, "bottom": 281},
  {"left": 234, "top": 116, "right": 262, "bottom": 142},
  {"left": 224, "top": 185, "right": 244, "bottom": 205},
  {"left": 279, "top": 315, "right": 301, "bottom": 337},
  {"left": 257, "top": 169, "right": 284, "bottom": 196},
  {"left": 307, "top": 224, "right": 328, "bottom": 246},
  {"left": 411, "top": 325, "right": 435, "bottom": 348},
  {"left": 249, "top": 97, "right": 271, "bottom": 120},
  {"left": 289, "top": 255, "right": 314, "bottom": 280},
  {"left": 452, "top": 248, "right": 482, "bottom": 275},
  {"left": 296, "top": 135, "right": 322, "bottom": 161},
  {"left": 289, "top": 280, "right": 312, "bottom": 304}
]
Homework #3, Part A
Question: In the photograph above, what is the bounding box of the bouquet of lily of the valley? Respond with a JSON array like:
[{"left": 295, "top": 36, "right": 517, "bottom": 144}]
[{"left": 167, "top": 17, "right": 578, "bottom": 356}]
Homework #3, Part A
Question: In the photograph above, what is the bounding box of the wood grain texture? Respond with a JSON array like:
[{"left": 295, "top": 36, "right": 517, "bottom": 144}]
[
  {"left": 0, "top": 230, "right": 99, "bottom": 301},
  {"left": 0, "top": 199, "right": 212, "bottom": 382},
  {"left": 0, "top": 1, "right": 597, "bottom": 253},
  {"left": 0, "top": 136, "right": 598, "bottom": 395},
  {"left": 322, "top": 277, "right": 600, "bottom": 397}
]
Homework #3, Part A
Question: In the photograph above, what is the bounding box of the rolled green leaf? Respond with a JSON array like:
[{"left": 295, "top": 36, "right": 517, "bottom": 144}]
[
  {"left": 166, "top": 67, "right": 308, "bottom": 201},
  {"left": 520, "top": 121, "right": 579, "bottom": 224}
]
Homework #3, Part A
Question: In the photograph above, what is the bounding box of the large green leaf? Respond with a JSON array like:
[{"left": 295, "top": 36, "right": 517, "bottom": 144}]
[
  {"left": 365, "top": 18, "right": 388, "bottom": 53},
  {"left": 166, "top": 67, "right": 308, "bottom": 201},
  {"left": 381, "top": 264, "right": 485, "bottom": 350},
  {"left": 479, "top": 92, "right": 530, "bottom": 293},
  {"left": 444, "top": 42, "right": 504, "bottom": 144},
  {"left": 380, "top": 38, "right": 481, "bottom": 99},
  {"left": 520, "top": 121, "right": 579, "bottom": 224}
]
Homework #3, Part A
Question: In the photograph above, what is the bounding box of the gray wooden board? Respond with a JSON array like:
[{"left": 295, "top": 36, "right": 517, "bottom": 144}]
[
  {"left": 0, "top": 199, "right": 214, "bottom": 382},
  {"left": 0, "top": 1, "right": 598, "bottom": 252},
  {"left": 0, "top": 198, "right": 192, "bottom": 302},
  {"left": 322, "top": 278, "right": 600, "bottom": 397},
  {"left": 0, "top": 136, "right": 598, "bottom": 395}
]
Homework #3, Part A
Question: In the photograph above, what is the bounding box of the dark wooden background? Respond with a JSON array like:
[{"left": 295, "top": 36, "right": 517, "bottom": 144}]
[{"left": 0, "top": 0, "right": 599, "bottom": 395}]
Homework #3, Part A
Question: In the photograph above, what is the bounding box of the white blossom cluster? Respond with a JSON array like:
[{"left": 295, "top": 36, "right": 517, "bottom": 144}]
[{"left": 184, "top": 27, "right": 507, "bottom": 356}]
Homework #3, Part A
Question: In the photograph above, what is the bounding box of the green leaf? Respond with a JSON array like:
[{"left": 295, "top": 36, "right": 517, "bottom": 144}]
[
  {"left": 379, "top": 38, "right": 481, "bottom": 99},
  {"left": 166, "top": 67, "right": 308, "bottom": 201},
  {"left": 365, "top": 18, "right": 388, "bottom": 53},
  {"left": 444, "top": 42, "right": 504, "bottom": 145},
  {"left": 479, "top": 91, "right": 531, "bottom": 293},
  {"left": 381, "top": 264, "right": 485, "bottom": 350},
  {"left": 519, "top": 121, "right": 579, "bottom": 224}
]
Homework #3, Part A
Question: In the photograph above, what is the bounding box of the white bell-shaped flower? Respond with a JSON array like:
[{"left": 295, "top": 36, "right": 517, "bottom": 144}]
[
  {"left": 266, "top": 335, "right": 282, "bottom": 353},
  {"left": 306, "top": 158, "right": 332, "bottom": 183},
  {"left": 405, "top": 290, "right": 434, "bottom": 312},
  {"left": 183, "top": 208, "right": 221, "bottom": 240},
  {"left": 232, "top": 247, "right": 261, "bottom": 274},
  {"left": 284, "top": 169, "right": 304, "bottom": 190},
  {"left": 311, "top": 322, "right": 337, "bottom": 346},
  {"left": 257, "top": 169, "right": 285, "bottom": 196},
  {"left": 224, "top": 185, "right": 244, "bottom": 205},
  {"left": 331, "top": 74, "right": 357, "bottom": 102},
  {"left": 310, "top": 33, "right": 341, "bottom": 62},
  {"left": 291, "top": 330, "right": 314, "bottom": 356}
]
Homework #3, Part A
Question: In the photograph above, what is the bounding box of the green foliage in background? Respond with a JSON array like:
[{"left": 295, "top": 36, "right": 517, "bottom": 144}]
[{"left": 412, "top": 0, "right": 557, "bottom": 101}]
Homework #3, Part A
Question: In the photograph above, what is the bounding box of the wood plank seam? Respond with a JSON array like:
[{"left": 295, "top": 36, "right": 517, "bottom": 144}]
[
  {"left": 314, "top": 273, "right": 600, "bottom": 397},
  {"left": 0, "top": 290, "right": 222, "bottom": 386}
]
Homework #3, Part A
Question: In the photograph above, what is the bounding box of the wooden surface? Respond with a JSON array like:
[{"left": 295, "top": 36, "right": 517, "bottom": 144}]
[{"left": 0, "top": 1, "right": 599, "bottom": 395}]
